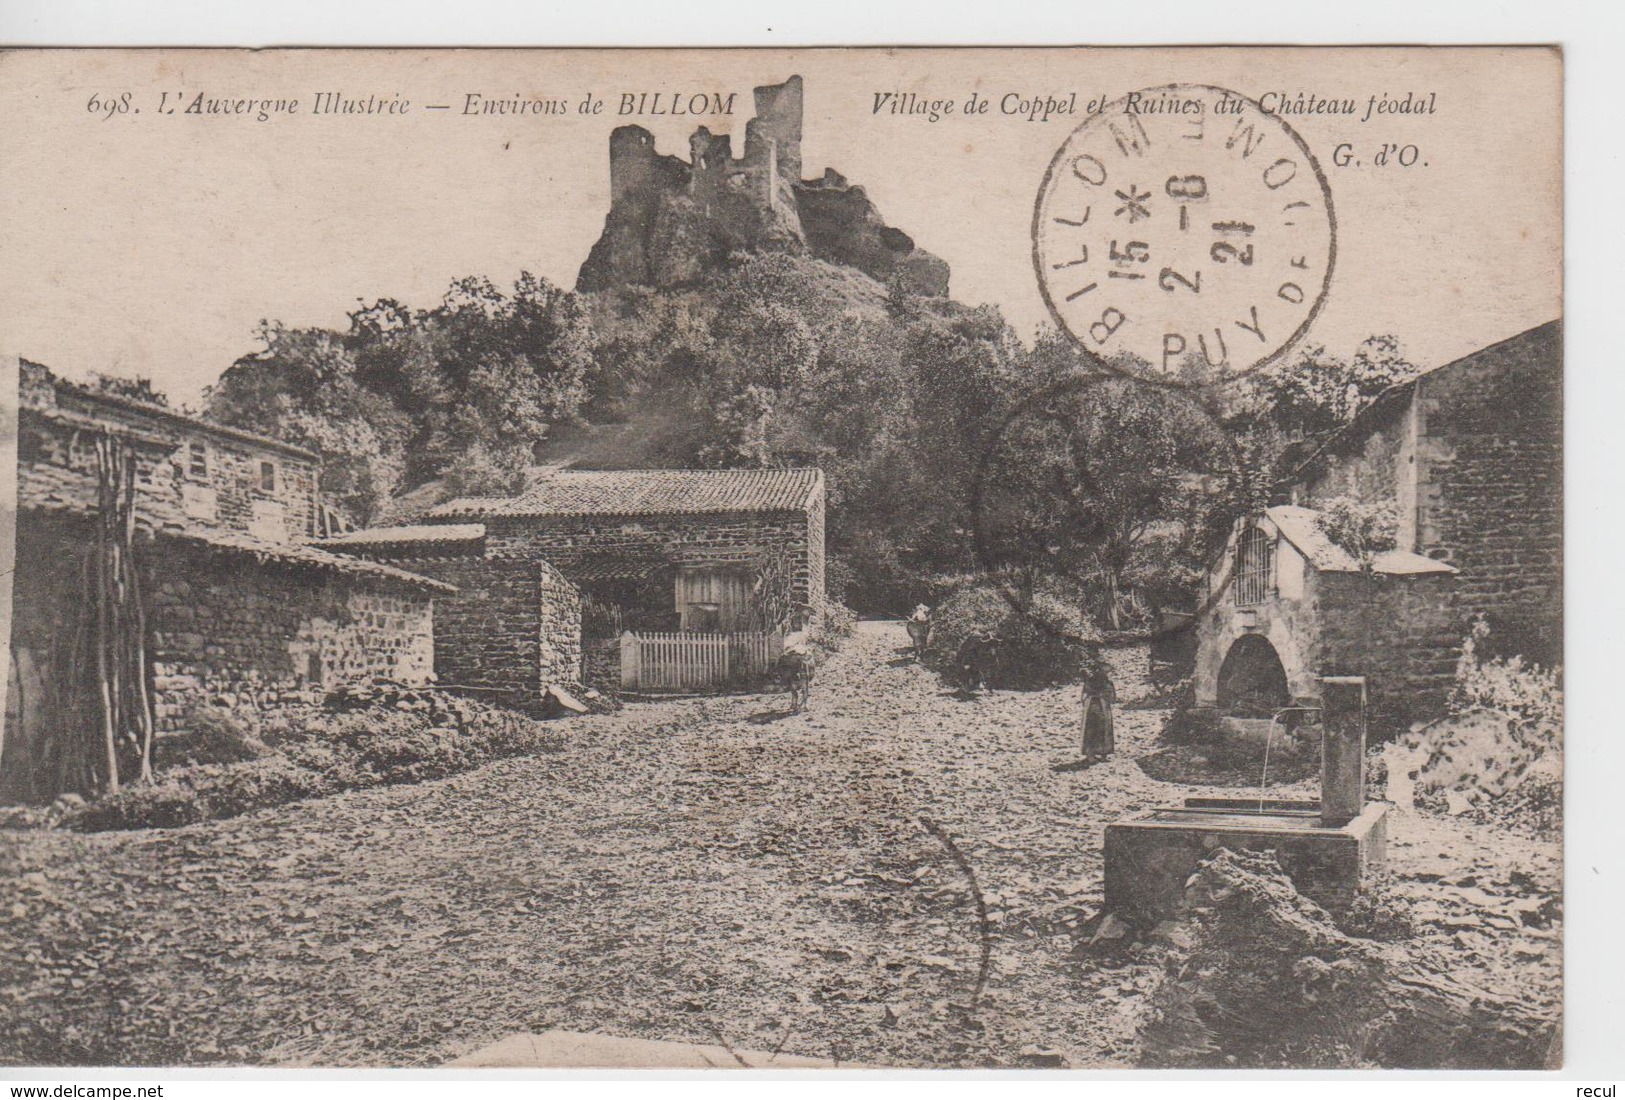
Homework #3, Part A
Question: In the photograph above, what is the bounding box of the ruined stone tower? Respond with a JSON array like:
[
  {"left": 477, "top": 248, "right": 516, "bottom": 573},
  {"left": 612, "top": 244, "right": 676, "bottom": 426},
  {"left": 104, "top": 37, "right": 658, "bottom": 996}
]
[{"left": 578, "top": 75, "right": 948, "bottom": 296}]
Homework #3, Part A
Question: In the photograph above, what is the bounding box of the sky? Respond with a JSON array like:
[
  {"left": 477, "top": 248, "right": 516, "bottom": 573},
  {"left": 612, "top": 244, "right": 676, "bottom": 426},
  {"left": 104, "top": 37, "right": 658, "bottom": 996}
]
[{"left": 0, "top": 47, "right": 1562, "bottom": 407}]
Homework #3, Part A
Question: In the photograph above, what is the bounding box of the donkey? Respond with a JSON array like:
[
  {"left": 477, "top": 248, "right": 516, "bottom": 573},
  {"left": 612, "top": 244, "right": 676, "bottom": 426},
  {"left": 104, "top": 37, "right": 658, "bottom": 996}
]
[
  {"left": 905, "top": 604, "right": 932, "bottom": 660},
  {"left": 776, "top": 648, "right": 815, "bottom": 713}
]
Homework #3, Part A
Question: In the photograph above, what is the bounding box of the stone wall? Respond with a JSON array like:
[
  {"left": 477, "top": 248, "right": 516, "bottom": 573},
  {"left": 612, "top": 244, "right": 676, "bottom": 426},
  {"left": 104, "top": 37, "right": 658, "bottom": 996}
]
[
  {"left": 1316, "top": 571, "right": 1460, "bottom": 733},
  {"left": 174, "top": 434, "right": 318, "bottom": 542},
  {"left": 17, "top": 409, "right": 187, "bottom": 530},
  {"left": 1297, "top": 321, "right": 1563, "bottom": 665},
  {"left": 1298, "top": 411, "right": 1409, "bottom": 524},
  {"left": 1408, "top": 325, "right": 1563, "bottom": 665},
  {"left": 536, "top": 561, "right": 584, "bottom": 687},
  {"left": 805, "top": 484, "right": 827, "bottom": 618},
  {"left": 143, "top": 539, "right": 433, "bottom": 728},
  {"left": 5, "top": 514, "right": 436, "bottom": 747},
  {"left": 366, "top": 554, "right": 583, "bottom": 705}
]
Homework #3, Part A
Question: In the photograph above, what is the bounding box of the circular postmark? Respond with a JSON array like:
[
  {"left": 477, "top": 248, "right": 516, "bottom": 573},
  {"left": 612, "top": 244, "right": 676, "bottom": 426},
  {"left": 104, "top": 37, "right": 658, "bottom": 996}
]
[{"left": 1032, "top": 84, "right": 1335, "bottom": 385}]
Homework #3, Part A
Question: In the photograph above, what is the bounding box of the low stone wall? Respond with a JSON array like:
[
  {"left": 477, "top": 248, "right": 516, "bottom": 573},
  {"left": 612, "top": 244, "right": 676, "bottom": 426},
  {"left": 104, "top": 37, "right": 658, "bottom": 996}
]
[{"left": 367, "top": 554, "right": 584, "bottom": 705}]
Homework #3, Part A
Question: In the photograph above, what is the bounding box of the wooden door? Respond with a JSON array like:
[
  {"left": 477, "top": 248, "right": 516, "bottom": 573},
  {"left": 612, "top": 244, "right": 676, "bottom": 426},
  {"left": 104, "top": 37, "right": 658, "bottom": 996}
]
[{"left": 676, "top": 568, "right": 751, "bottom": 632}]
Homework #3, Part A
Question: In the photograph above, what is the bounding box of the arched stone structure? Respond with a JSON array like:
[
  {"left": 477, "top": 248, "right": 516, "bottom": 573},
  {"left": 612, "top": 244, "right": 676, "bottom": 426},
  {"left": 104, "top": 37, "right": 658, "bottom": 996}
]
[{"left": 1215, "top": 634, "right": 1292, "bottom": 718}]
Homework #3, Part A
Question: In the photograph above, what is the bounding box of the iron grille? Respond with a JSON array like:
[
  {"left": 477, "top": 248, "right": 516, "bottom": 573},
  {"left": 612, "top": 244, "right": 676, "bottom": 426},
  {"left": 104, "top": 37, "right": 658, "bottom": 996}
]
[{"left": 1234, "top": 526, "right": 1275, "bottom": 606}]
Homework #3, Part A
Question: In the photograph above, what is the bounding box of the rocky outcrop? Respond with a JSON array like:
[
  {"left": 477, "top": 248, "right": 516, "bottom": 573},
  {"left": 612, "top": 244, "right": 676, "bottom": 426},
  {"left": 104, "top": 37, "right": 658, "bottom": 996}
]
[
  {"left": 577, "top": 76, "right": 949, "bottom": 297},
  {"left": 793, "top": 169, "right": 951, "bottom": 297}
]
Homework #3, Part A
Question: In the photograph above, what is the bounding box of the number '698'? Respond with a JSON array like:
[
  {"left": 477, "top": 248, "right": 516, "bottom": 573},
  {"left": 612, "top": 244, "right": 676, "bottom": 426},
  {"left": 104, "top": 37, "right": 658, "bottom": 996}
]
[{"left": 86, "top": 92, "right": 133, "bottom": 119}]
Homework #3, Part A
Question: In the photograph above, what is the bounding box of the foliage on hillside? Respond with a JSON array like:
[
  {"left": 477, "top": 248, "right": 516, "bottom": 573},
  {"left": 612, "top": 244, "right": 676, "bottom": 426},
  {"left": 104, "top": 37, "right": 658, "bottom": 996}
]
[
  {"left": 206, "top": 274, "right": 597, "bottom": 521},
  {"left": 583, "top": 253, "right": 1026, "bottom": 611},
  {"left": 199, "top": 248, "right": 1418, "bottom": 620}
]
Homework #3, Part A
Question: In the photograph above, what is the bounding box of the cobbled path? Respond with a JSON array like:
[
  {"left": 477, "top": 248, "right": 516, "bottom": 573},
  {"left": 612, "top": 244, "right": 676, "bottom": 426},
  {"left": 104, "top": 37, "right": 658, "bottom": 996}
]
[{"left": 0, "top": 622, "right": 1560, "bottom": 1068}]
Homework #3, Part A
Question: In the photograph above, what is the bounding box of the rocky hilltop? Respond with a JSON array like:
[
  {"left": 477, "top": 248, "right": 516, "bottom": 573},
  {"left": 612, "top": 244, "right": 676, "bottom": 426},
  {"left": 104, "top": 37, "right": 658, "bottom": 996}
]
[{"left": 577, "top": 76, "right": 949, "bottom": 297}]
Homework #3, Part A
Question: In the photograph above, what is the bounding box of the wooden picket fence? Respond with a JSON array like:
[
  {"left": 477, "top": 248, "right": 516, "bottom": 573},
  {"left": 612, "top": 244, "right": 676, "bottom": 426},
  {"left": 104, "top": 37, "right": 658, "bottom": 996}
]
[{"left": 619, "top": 630, "right": 782, "bottom": 692}]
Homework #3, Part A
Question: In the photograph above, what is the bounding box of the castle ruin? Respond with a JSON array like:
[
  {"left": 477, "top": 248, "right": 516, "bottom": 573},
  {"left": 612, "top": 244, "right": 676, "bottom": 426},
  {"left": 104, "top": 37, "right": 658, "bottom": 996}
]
[{"left": 577, "top": 76, "right": 949, "bottom": 296}]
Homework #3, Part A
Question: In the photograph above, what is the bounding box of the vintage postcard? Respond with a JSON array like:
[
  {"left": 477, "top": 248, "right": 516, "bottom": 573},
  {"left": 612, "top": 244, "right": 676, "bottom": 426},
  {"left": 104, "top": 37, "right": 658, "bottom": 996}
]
[{"left": 0, "top": 47, "right": 1562, "bottom": 1070}]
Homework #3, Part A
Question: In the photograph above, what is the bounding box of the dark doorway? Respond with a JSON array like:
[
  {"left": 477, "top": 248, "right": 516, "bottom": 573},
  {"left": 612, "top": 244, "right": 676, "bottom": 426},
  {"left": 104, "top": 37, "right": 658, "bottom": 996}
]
[{"left": 1216, "top": 634, "right": 1291, "bottom": 718}]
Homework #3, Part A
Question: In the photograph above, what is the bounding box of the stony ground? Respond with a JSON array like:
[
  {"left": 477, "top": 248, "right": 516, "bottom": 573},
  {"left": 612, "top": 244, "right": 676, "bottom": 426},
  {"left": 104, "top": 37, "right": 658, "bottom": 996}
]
[{"left": 0, "top": 621, "right": 1561, "bottom": 1068}]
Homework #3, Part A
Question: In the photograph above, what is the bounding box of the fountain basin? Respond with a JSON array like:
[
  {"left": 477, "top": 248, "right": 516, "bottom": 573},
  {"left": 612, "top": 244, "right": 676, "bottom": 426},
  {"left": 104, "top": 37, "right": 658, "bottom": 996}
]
[{"left": 1103, "top": 797, "right": 1389, "bottom": 921}]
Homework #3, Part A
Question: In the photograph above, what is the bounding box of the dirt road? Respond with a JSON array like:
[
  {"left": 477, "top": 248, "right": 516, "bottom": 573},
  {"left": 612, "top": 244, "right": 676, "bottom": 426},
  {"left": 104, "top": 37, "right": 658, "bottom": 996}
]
[{"left": 0, "top": 621, "right": 1560, "bottom": 1068}]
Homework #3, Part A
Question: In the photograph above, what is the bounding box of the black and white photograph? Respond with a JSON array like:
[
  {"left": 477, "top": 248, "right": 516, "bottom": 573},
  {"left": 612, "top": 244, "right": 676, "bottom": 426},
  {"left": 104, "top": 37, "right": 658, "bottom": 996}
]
[{"left": 0, "top": 45, "right": 1570, "bottom": 1072}]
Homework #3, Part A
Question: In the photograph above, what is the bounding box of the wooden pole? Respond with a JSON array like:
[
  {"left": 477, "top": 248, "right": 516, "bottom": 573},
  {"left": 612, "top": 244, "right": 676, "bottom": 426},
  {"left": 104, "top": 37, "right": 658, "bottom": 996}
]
[
  {"left": 121, "top": 446, "right": 155, "bottom": 784},
  {"left": 93, "top": 435, "right": 120, "bottom": 794}
]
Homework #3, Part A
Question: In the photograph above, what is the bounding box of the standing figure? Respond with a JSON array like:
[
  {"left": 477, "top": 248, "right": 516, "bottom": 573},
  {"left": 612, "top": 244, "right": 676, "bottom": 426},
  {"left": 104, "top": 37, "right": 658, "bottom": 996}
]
[{"left": 1081, "top": 651, "right": 1116, "bottom": 761}]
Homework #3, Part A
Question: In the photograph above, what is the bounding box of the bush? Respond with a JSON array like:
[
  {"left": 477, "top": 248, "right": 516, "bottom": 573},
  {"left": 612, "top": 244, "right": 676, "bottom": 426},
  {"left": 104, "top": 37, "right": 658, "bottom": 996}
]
[
  {"left": 924, "top": 580, "right": 1107, "bottom": 690},
  {"left": 1449, "top": 617, "right": 1563, "bottom": 727},
  {"left": 807, "top": 601, "right": 858, "bottom": 656},
  {"left": 67, "top": 690, "right": 566, "bottom": 832},
  {"left": 197, "top": 756, "right": 331, "bottom": 818},
  {"left": 1396, "top": 617, "right": 1563, "bottom": 839},
  {"left": 74, "top": 779, "right": 214, "bottom": 831},
  {"left": 1314, "top": 495, "right": 1399, "bottom": 559}
]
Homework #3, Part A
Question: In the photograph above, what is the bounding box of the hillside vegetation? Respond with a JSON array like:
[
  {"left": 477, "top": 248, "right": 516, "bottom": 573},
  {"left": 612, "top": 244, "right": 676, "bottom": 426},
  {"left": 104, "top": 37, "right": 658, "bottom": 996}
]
[{"left": 201, "top": 250, "right": 1417, "bottom": 618}]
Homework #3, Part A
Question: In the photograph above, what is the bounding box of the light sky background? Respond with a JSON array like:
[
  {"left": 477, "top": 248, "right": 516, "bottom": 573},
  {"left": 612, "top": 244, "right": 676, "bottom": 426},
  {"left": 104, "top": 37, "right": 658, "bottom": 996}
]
[{"left": 1, "top": 47, "right": 1561, "bottom": 407}]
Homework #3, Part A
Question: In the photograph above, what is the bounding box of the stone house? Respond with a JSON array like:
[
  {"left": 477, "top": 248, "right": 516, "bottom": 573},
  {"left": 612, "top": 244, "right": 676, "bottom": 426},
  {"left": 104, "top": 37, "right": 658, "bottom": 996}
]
[
  {"left": 1191, "top": 320, "right": 1562, "bottom": 735},
  {"left": 4, "top": 362, "right": 451, "bottom": 799},
  {"left": 425, "top": 467, "right": 825, "bottom": 630},
  {"left": 313, "top": 523, "right": 583, "bottom": 708},
  {"left": 317, "top": 468, "right": 823, "bottom": 693},
  {"left": 369, "top": 468, "right": 824, "bottom": 688}
]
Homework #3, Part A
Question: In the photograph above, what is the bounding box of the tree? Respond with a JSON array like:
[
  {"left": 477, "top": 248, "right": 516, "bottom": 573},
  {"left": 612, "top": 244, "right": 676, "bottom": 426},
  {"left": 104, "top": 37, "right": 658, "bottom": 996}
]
[
  {"left": 1248, "top": 334, "right": 1420, "bottom": 442},
  {"left": 978, "top": 373, "right": 1235, "bottom": 631},
  {"left": 88, "top": 372, "right": 171, "bottom": 407},
  {"left": 206, "top": 323, "right": 412, "bottom": 524},
  {"left": 393, "top": 272, "right": 598, "bottom": 483},
  {"left": 209, "top": 273, "right": 600, "bottom": 513}
]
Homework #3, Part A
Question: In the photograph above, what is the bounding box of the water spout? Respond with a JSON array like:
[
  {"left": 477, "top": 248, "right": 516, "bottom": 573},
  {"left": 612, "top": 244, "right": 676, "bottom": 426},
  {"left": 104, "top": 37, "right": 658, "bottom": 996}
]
[{"left": 1258, "top": 705, "right": 1322, "bottom": 811}]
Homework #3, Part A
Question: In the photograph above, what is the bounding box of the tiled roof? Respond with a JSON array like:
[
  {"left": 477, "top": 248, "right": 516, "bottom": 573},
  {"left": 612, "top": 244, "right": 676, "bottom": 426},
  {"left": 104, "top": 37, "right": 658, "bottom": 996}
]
[
  {"left": 164, "top": 527, "right": 458, "bottom": 593},
  {"left": 1264, "top": 506, "right": 1457, "bottom": 576},
  {"left": 558, "top": 558, "right": 672, "bottom": 583},
  {"left": 431, "top": 468, "right": 824, "bottom": 519},
  {"left": 314, "top": 523, "right": 486, "bottom": 548}
]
